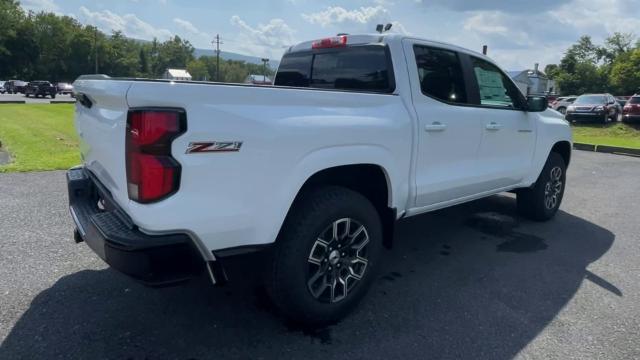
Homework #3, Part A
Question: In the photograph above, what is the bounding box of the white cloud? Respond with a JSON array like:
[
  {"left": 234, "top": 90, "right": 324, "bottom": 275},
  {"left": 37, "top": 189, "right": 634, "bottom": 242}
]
[
  {"left": 78, "top": 6, "right": 172, "bottom": 40},
  {"left": 229, "top": 15, "right": 296, "bottom": 58},
  {"left": 173, "top": 18, "right": 199, "bottom": 34},
  {"left": 173, "top": 18, "right": 209, "bottom": 39},
  {"left": 302, "top": 5, "right": 409, "bottom": 34},
  {"left": 302, "top": 6, "right": 388, "bottom": 27},
  {"left": 552, "top": 0, "right": 640, "bottom": 37},
  {"left": 20, "top": 0, "right": 60, "bottom": 13}
]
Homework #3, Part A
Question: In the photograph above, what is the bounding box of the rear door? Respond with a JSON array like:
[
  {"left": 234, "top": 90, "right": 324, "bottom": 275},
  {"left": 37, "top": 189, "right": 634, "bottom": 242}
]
[
  {"left": 403, "top": 40, "right": 485, "bottom": 207},
  {"left": 466, "top": 56, "right": 536, "bottom": 189}
]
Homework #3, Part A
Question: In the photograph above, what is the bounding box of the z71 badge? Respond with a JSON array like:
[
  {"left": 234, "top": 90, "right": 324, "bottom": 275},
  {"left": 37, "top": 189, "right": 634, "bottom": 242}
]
[{"left": 186, "top": 141, "right": 243, "bottom": 154}]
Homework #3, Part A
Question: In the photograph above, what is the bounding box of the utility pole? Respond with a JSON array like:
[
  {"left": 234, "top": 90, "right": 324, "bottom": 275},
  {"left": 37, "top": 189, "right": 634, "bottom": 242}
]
[
  {"left": 212, "top": 34, "right": 223, "bottom": 82},
  {"left": 261, "top": 58, "right": 269, "bottom": 83},
  {"left": 94, "top": 27, "right": 99, "bottom": 74}
]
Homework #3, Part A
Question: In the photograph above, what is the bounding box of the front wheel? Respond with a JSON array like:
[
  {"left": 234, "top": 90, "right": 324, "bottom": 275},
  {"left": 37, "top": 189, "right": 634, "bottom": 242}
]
[
  {"left": 265, "top": 186, "right": 383, "bottom": 325},
  {"left": 517, "top": 152, "right": 567, "bottom": 221},
  {"left": 557, "top": 107, "right": 566, "bottom": 114}
]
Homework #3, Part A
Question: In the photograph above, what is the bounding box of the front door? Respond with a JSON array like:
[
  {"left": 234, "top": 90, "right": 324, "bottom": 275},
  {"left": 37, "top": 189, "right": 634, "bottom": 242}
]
[{"left": 467, "top": 56, "right": 537, "bottom": 189}]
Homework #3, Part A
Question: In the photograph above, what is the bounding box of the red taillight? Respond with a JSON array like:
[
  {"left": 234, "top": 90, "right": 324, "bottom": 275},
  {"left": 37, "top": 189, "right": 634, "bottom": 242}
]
[
  {"left": 312, "top": 35, "right": 348, "bottom": 49},
  {"left": 126, "top": 109, "right": 185, "bottom": 203}
]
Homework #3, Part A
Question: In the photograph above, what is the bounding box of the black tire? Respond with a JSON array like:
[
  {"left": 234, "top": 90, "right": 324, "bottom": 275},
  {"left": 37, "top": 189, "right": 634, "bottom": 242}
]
[
  {"left": 557, "top": 107, "right": 566, "bottom": 114},
  {"left": 265, "top": 186, "right": 383, "bottom": 325},
  {"left": 517, "top": 152, "right": 567, "bottom": 221},
  {"left": 51, "top": 94, "right": 56, "bottom": 99}
]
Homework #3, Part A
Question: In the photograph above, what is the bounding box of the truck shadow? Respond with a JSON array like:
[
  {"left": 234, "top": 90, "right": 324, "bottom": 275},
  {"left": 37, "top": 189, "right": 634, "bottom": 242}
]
[{"left": 0, "top": 195, "right": 615, "bottom": 360}]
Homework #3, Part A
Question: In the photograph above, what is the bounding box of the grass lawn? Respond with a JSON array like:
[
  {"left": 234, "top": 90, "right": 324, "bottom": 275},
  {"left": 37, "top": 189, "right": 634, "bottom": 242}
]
[
  {"left": 572, "top": 122, "right": 640, "bottom": 149},
  {"left": 0, "top": 104, "right": 79, "bottom": 172}
]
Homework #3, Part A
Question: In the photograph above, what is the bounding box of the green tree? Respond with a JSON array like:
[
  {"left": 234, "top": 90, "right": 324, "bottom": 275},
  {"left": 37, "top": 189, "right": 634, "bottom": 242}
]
[
  {"left": 609, "top": 49, "right": 640, "bottom": 95},
  {"left": 187, "top": 59, "right": 208, "bottom": 81}
]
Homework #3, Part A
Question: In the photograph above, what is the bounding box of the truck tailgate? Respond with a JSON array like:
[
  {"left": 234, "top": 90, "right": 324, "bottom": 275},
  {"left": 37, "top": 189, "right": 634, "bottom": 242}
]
[{"left": 73, "top": 79, "right": 133, "bottom": 211}]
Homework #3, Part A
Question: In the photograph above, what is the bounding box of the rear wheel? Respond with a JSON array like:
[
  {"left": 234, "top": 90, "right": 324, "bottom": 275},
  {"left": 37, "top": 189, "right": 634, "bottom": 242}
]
[
  {"left": 557, "top": 107, "right": 566, "bottom": 114},
  {"left": 517, "top": 152, "right": 567, "bottom": 221},
  {"left": 265, "top": 186, "right": 383, "bottom": 325}
]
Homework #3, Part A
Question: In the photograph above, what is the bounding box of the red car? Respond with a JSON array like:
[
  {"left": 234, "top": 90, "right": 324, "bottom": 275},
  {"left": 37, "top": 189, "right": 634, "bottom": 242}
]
[{"left": 622, "top": 95, "right": 640, "bottom": 122}]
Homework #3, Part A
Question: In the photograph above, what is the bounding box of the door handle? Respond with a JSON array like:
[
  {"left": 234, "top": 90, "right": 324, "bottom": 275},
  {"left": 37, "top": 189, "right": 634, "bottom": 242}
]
[
  {"left": 425, "top": 122, "right": 447, "bottom": 132},
  {"left": 485, "top": 122, "right": 502, "bottom": 131}
]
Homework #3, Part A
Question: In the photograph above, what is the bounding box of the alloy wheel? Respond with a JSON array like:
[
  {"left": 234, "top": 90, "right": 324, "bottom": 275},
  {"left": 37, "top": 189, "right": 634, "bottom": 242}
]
[
  {"left": 544, "top": 166, "right": 563, "bottom": 210},
  {"left": 307, "top": 218, "right": 370, "bottom": 303}
]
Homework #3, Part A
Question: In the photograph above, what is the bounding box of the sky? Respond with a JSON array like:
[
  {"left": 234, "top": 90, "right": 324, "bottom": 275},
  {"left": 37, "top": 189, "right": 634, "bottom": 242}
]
[{"left": 19, "top": 0, "right": 640, "bottom": 70}]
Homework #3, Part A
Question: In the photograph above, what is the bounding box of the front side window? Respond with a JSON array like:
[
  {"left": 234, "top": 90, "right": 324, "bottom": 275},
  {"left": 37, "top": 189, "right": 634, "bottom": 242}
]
[
  {"left": 413, "top": 45, "right": 468, "bottom": 104},
  {"left": 471, "top": 57, "right": 523, "bottom": 109}
]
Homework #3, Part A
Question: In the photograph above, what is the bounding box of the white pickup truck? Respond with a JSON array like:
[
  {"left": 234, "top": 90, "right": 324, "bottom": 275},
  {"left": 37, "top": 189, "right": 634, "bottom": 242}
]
[{"left": 68, "top": 34, "right": 572, "bottom": 325}]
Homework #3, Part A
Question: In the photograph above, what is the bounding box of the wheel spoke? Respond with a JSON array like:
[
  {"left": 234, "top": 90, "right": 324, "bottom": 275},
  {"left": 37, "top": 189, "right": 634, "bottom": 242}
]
[
  {"left": 308, "top": 239, "right": 329, "bottom": 265},
  {"left": 308, "top": 269, "right": 329, "bottom": 298}
]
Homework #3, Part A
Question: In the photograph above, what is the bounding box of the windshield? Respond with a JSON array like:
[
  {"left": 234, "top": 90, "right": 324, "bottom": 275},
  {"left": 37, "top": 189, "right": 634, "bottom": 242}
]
[{"left": 574, "top": 95, "right": 605, "bottom": 104}]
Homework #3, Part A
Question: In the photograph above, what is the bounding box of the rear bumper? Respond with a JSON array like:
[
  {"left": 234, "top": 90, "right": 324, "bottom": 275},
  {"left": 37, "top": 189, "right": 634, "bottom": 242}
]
[{"left": 67, "top": 167, "right": 225, "bottom": 286}]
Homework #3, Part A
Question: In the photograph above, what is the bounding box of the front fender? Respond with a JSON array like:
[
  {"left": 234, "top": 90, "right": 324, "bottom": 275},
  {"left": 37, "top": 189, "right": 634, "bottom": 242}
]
[{"left": 525, "top": 111, "right": 572, "bottom": 185}]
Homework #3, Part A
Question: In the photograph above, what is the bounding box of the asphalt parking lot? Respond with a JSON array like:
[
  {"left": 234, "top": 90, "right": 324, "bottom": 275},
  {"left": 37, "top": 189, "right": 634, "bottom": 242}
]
[
  {"left": 1, "top": 151, "right": 639, "bottom": 359},
  {"left": 0, "top": 93, "right": 75, "bottom": 104}
]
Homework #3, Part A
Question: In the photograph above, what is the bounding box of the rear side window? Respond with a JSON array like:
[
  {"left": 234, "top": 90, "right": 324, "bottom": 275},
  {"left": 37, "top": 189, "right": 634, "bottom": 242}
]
[
  {"left": 629, "top": 97, "right": 640, "bottom": 104},
  {"left": 413, "top": 45, "right": 468, "bottom": 104},
  {"left": 275, "top": 45, "right": 394, "bottom": 93}
]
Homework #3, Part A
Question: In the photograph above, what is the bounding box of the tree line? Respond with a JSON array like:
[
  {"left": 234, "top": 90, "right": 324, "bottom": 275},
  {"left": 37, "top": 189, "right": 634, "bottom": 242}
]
[
  {"left": 0, "top": 0, "right": 273, "bottom": 83},
  {"left": 545, "top": 33, "right": 640, "bottom": 96}
]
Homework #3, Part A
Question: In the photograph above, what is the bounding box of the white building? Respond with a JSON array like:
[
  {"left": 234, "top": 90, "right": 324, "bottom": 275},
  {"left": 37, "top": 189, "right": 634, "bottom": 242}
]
[
  {"left": 508, "top": 64, "right": 558, "bottom": 96},
  {"left": 162, "top": 69, "right": 192, "bottom": 81}
]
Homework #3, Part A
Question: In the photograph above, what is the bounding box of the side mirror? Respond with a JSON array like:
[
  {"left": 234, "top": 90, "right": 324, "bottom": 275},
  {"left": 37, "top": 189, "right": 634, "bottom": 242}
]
[{"left": 527, "top": 96, "right": 548, "bottom": 112}]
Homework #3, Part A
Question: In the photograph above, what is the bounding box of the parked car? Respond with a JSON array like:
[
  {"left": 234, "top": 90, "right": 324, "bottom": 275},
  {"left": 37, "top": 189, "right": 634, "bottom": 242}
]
[
  {"left": 69, "top": 34, "right": 572, "bottom": 326},
  {"left": 0, "top": 81, "right": 5, "bottom": 94},
  {"left": 622, "top": 95, "right": 640, "bottom": 122},
  {"left": 550, "top": 96, "right": 577, "bottom": 114},
  {"left": 56, "top": 82, "right": 74, "bottom": 95},
  {"left": 565, "top": 93, "right": 620, "bottom": 123},
  {"left": 4, "top": 80, "right": 27, "bottom": 94},
  {"left": 24, "top": 81, "right": 57, "bottom": 98},
  {"left": 615, "top": 96, "right": 629, "bottom": 108}
]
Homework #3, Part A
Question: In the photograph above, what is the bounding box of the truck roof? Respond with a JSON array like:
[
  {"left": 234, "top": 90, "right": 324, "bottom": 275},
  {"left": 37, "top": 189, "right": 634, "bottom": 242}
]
[{"left": 286, "top": 33, "right": 490, "bottom": 62}]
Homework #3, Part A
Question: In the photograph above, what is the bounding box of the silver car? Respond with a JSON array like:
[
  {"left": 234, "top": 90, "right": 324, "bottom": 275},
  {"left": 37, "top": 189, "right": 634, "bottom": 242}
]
[{"left": 551, "top": 96, "right": 577, "bottom": 114}]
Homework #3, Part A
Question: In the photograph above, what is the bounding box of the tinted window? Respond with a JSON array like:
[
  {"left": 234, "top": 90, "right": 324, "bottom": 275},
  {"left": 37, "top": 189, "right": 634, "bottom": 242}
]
[
  {"left": 574, "top": 95, "right": 606, "bottom": 104},
  {"left": 275, "top": 45, "right": 393, "bottom": 93},
  {"left": 629, "top": 97, "right": 640, "bottom": 104},
  {"left": 471, "top": 57, "right": 523, "bottom": 108},
  {"left": 413, "top": 45, "right": 468, "bottom": 104},
  {"left": 274, "top": 52, "right": 312, "bottom": 87}
]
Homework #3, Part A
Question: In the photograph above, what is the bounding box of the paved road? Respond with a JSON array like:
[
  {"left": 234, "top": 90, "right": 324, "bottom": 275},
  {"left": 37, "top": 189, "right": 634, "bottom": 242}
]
[
  {"left": 0, "top": 93, "right": 75, "bottom": 104},
  {"left": 1, "top": 151, "right": 639, "bottom": 360}
]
